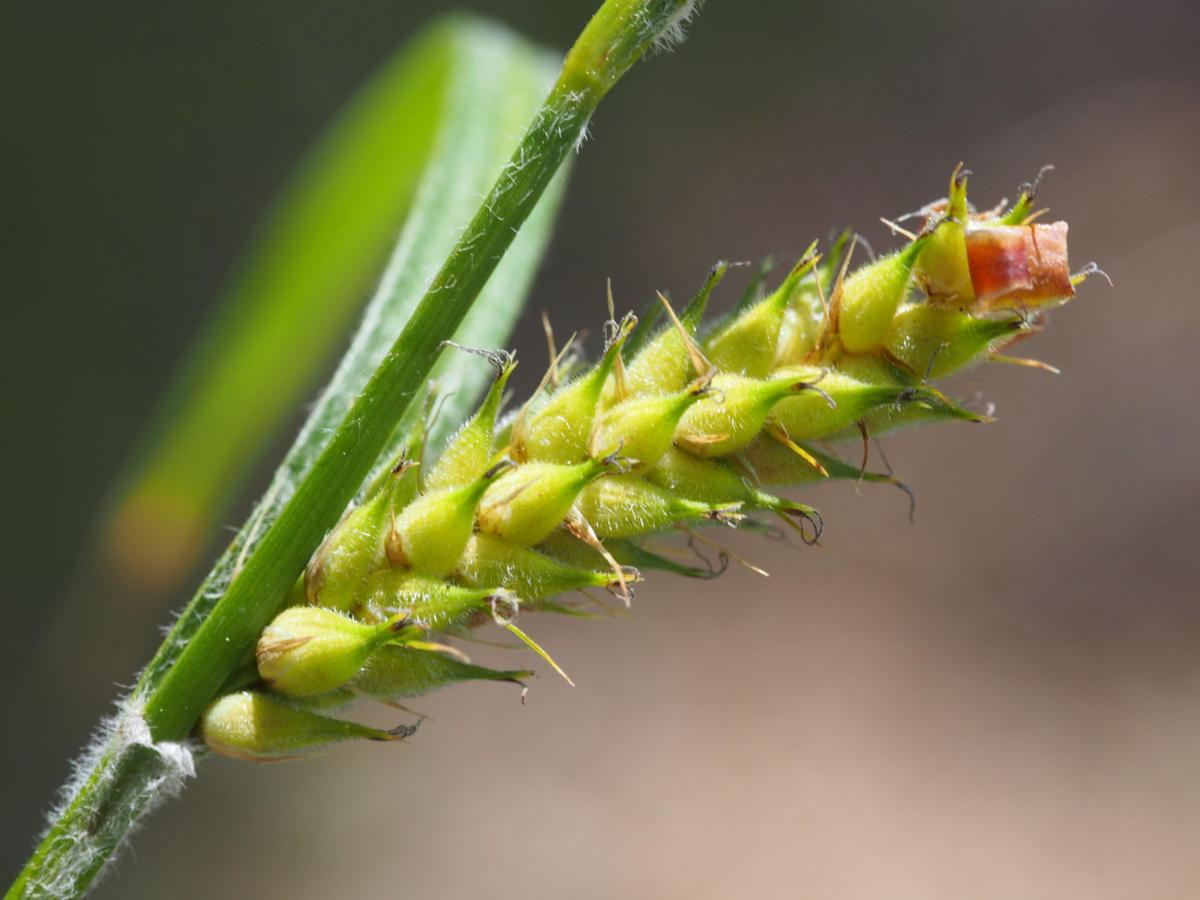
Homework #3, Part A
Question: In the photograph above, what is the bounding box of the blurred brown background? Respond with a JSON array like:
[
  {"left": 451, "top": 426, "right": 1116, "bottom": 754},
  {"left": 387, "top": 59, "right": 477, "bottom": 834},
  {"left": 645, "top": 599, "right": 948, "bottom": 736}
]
[{"left": 4, "top": 1, "right": 1200, "bottom": 897}]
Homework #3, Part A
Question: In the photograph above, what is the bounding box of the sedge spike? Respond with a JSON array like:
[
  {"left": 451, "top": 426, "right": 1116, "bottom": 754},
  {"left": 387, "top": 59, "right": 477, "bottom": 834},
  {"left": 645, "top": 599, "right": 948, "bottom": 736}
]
[{"left": 199, "top": 167, "right": 1094, "bottom": 761}]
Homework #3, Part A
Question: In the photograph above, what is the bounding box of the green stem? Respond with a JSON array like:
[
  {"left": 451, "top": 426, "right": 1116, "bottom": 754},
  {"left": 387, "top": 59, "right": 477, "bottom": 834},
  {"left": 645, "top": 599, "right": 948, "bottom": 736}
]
[{"left": 6, "top": 3, "right": 699, "bottom": 898}]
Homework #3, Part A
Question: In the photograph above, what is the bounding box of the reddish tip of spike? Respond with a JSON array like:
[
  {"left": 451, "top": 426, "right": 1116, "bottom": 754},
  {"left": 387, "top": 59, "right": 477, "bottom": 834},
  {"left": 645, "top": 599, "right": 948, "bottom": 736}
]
[{"left": 966, "top": 222, "right": 1072, "bottom": 308}]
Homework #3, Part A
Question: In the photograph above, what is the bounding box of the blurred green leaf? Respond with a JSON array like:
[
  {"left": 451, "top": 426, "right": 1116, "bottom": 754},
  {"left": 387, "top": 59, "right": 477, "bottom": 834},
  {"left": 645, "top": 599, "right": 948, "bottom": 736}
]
[{"left": 104, "top": 15, "right": 567, "bottom": 591}]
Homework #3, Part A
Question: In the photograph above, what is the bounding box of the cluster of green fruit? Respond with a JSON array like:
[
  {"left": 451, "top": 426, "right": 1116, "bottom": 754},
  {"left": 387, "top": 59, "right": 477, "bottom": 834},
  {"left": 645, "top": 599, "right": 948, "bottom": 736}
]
[{"left": 200, "top": 167, "right": 1091, "bottom": 760}]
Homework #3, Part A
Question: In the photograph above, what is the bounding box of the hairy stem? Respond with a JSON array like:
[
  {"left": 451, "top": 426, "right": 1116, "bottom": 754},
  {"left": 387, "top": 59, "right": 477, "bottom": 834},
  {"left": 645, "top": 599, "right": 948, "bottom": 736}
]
[{"left": 6, "top": 3, "right": 700, "bottom": 898}]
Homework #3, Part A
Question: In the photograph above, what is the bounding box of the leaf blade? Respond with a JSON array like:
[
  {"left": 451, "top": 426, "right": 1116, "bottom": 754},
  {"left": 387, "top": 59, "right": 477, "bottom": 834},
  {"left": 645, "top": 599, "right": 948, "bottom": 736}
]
[{"left": 105, "top": 18, "right": 479, "bottom": 589}]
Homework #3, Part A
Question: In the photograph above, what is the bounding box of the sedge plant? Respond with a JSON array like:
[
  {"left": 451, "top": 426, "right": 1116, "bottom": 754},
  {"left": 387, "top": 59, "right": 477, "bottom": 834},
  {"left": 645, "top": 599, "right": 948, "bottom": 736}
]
[{"left": 7, "top": 1, "right": 1104, "bottom": 897}]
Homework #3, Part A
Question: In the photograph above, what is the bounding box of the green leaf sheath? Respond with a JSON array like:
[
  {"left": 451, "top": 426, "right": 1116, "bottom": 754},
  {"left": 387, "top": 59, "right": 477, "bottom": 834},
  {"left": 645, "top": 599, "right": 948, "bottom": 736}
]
[{"left": 6, "top": 3, "right": 700, "bottom": 898}]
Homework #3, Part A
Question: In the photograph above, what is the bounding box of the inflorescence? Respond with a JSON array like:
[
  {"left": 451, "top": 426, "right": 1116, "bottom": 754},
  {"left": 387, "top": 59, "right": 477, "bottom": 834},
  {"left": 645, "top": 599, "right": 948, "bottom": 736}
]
[{"left": 199, "top": 166, "right": 1099, "bottom": 760}]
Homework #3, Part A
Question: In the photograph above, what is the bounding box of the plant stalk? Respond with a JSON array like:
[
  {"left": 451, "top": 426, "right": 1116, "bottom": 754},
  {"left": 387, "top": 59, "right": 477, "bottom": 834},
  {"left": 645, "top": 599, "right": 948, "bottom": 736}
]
[{"left": 5, "top": 2, "right": 700, "bottom": 898}]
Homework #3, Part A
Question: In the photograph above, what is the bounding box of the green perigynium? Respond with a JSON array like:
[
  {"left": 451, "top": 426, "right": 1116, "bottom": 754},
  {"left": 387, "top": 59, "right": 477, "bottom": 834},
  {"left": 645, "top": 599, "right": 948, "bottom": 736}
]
[
  {"left": 199, "top": 691, "right": 417, "bottom": 761},
  {"left": 256, "top": 606, "right": 411, "bottom": 696},
  {"left": 199, "top": 167, "right": 1100, "bottom": 758}
]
